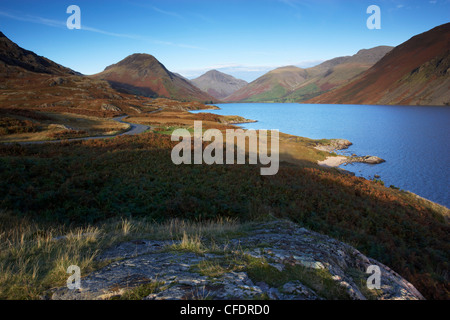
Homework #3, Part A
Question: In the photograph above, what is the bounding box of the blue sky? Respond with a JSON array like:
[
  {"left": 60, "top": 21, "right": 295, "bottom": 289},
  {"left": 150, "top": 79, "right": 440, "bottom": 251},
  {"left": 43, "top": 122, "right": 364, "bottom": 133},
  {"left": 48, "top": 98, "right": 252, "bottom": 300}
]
[{"left": 0, "top": 0, "right": 448, "bottom": 81}]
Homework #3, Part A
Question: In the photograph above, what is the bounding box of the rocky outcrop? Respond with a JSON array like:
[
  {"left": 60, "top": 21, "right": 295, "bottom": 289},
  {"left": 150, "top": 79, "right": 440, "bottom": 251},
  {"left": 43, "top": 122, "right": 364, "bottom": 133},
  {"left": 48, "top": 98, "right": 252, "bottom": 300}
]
[
  {"left": 314, "top": 139, "right": 352, "bottom": 152},
  {"left": 50, "top": 220, "right": 423, "bottom": 300},
  {"left": 48, "top": 124, "right": 72, "bottom": 131},
  {"left": 344, "top": 155, "right": 386, "bottom": 165},
  {"left": 101, "top": 103, "right": 122, "bottom": 112},
  {"left": 218, "top": 115, "right": 257, "bottom": 125},
  {"left": 315, "top": 139, "right": 385, "bottom": 166}
]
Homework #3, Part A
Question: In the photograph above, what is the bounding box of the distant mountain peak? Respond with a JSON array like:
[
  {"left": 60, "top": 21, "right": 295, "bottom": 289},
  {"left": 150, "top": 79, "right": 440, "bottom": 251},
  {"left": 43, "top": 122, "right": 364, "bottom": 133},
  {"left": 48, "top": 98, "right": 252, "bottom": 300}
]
[
  {"left": 115, "top": 53, "right": 158, "bottom": 63},
  {"left": 191, "top": 70, "right": 247, "bottom": 100},
  {"left": 274, "top": 65, "right": 301, "bottom": 70},
  {"left": 104, "top": 53, "right": 167, "bottom": 73},
  {"left": 268, "top": 65, "right": 306, "bottom": 75}
]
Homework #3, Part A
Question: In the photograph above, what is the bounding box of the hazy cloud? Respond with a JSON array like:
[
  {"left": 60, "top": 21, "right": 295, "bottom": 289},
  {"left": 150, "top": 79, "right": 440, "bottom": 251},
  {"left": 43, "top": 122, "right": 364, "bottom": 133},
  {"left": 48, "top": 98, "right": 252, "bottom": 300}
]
[
  {"left": 0, "top": 11, "right": 65, "bottom": 28},
  {"left": 152, "top": 6, "right": 182, "bottom": 18}
]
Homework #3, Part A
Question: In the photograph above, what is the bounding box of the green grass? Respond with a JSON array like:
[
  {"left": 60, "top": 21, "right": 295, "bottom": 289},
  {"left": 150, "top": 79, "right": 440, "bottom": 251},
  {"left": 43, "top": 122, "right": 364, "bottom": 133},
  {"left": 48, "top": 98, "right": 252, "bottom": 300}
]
[
  {"left": 283, "top": 83, "right": 322, "bottom": 103},
  {"left": 112, "top": 281, "right": 165, "bottom": 300},
  {"left": 0, "top": 212, "right": 241, "bottom": 299},
  {"left": 194, "top": 252, "right": 351, "bottom": 300},
  {"left": 168, "top": 232, "right": 206, "bottom": 255},
  {"left": 153, "top": 125, "right": 196, "bottom": 135},
  {"left": 193, "top": 259, "right": 232, "bottom": 278},
  {"left": 346, "top": 268, "right": 383, "bottom": 300},
  {"left": 243, "top": 84, "right": 288, "bottom": 103},
  {"left": 238, "top": 255, "right": 351, "bottom": 300}
]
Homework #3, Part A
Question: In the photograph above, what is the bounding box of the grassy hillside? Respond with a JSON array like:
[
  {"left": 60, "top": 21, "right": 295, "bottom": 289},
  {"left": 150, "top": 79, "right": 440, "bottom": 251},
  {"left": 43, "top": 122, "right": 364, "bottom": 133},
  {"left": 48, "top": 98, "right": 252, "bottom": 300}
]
[
  {"left": 225, "top": 47, "right": 393, "bottom": 103},
  {"left": 0, "top": 127, "right": 448, "bottom": 299},
  {"left": 225, "top": 66, "right": 308, "bottom": 102},
  {"left": 308, "top": 23, "right": 450, "bottom": 106}
]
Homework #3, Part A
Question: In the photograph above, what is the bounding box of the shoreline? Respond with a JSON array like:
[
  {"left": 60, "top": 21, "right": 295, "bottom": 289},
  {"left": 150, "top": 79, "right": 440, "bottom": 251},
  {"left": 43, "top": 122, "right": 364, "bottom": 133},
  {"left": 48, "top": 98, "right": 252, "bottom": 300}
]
[
  {"left": 317, "top": 156, "right": 347, "bottom": 168},
  {"left": 201, "top": 104, "right": 449, "bottom": 210}
]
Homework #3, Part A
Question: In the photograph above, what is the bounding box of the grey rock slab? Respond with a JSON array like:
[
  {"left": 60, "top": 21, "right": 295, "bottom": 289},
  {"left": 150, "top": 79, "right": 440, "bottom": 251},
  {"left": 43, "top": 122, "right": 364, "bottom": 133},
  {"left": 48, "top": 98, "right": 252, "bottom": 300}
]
[{"left": 51, "top": 220, "right": 424, "bottom": 300}]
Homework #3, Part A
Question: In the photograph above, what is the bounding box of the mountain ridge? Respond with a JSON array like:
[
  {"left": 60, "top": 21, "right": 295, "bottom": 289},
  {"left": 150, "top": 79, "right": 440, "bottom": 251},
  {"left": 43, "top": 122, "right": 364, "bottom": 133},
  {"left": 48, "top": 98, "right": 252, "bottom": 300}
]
[
  {"left": 225, "top": 46, "right": 393, "bottom": 103},
  {"left": 307, "top": 23, "right": 450, "bottom": 106}
]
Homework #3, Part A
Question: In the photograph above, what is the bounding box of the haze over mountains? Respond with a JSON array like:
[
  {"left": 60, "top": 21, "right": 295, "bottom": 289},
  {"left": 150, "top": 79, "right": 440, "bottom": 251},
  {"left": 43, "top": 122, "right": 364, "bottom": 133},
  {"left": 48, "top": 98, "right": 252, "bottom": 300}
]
[
  {"left": 191, "top": 70, "right": 247, "bottom": 100},
  {"left": 224, "top": 46, "right": 394, "bottom": 103}
]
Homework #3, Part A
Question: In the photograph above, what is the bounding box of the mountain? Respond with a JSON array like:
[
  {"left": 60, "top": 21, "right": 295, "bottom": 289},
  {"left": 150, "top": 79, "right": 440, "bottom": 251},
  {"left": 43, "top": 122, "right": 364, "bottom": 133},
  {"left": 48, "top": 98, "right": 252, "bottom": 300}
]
[
  {"left": 224, "top": 65, "right": 309, "bottom": 102},
  {"left": 0, "top": 32, "right": 78, "bottom": 77},
  {"left": 191, "top": 69, "right": 247, "bottom": 100},
  {"left": 92, "top": 53, "right": 216, "bottom": 102},
  {"left": 0, "top": 31, "right": 154, "bottom": 117},
  {"left": 307, "top": 23, "right": 450, "bottom": 106},
  {"left": 225, "top": 46, "right": 393, "bottom": 103}
]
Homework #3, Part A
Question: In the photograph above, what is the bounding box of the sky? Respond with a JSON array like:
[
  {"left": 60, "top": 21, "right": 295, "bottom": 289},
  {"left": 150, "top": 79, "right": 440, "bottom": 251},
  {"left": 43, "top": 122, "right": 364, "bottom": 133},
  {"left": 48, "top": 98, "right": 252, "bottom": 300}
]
[{"left": 0, "top": 0, "right": 449, "bottom": 82}]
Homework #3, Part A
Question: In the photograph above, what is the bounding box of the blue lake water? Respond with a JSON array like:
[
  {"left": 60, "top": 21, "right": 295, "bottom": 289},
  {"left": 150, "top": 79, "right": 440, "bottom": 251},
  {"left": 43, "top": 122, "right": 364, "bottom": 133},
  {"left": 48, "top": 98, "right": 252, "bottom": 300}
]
[{"left": 192, "top": 103, "right": 450, "bottom": 208}]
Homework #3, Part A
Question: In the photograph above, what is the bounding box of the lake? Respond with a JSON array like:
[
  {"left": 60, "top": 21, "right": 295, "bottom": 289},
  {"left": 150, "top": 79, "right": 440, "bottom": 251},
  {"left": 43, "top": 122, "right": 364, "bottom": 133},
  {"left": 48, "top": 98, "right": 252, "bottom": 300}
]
[{"left": 192, "top": 103, "right": 450, "bottom": 208}]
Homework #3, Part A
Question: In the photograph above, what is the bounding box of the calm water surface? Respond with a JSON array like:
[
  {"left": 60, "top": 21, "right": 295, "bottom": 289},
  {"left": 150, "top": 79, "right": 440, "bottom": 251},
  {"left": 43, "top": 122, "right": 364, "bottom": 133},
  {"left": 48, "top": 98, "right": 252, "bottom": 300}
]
[{"left": 192, "top": 103, "right": 450, "bottom": 208}]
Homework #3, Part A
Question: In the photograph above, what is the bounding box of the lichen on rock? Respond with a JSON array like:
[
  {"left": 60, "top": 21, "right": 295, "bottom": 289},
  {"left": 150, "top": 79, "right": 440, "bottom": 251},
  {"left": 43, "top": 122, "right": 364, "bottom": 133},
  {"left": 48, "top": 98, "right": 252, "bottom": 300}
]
[{"left": 50, "top": 220, "right": 424, "bottom": 300}]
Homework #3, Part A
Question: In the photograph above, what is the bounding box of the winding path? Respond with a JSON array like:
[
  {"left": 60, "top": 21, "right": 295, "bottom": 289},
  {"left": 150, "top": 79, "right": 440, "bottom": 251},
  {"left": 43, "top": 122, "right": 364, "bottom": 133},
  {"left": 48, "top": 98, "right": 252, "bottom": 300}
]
[
  {"left": 3, "top": 115, "right": 151, "bottom": 145},
  {"left": 113, "top": 115, "right": 150, "bottom": 136}
]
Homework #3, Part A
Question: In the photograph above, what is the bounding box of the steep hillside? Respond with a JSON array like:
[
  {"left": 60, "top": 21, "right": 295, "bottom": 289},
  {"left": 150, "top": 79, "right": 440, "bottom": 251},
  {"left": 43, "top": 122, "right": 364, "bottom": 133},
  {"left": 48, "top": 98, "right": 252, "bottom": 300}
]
[
  {"left": 225, "top": 66, "right": 309, "bottom": 102},
  {"left": 191, "top": 69, "right": 247, "bottom": 99},
  {"left": 92, "top": 53, "right": 216, "bottom": 102},
  {"left": 0, "top": 32, "right": 78, "bottom": 77},
  {"left": 307, "top": 23, "right": 450, "bottom": 106},
  {"left": 0, "top": 31, "right": 159, "bottom": 119},
  {"left": 225, "top": 46, "right": 392, "bottom": 103}
]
